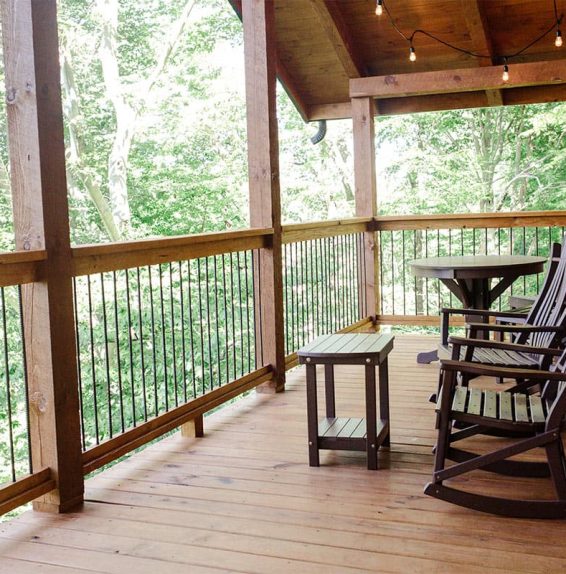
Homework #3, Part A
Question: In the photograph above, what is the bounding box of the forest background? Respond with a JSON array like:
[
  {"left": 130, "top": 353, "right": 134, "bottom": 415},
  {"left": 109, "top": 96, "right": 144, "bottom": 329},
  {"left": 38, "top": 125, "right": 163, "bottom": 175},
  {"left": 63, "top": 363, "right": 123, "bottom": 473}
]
[{"left": 2, "top": 0, "right": 565, "bottom": 251}]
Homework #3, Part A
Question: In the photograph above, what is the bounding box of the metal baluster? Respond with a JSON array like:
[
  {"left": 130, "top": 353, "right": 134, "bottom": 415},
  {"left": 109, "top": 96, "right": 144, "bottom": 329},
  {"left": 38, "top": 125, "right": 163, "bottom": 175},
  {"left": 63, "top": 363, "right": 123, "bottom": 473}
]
[
  {"left": 148, "top": 266, "right": 159, "bottom": 415},
  {"left": 72, "top": 278, "right": 86, "bottom": 449},
  {"left": 2, "top": 288, "right": 16, "bottom": 481},
  {"left": 158, "top": 265, "right": 169, "bottom": 411},
  {"left": 100, "top": 273, "right": 113, "bottom": 438},
  {"left": 178, "top": 262, "right": 188, "bottom": 403},
  {"left": 136, "top": 267, "right": 148, "bottom": 421},
  {"left": 168, "top": 263, "right": 178, "bottom": 406},
  {"left": 125, "top": 270, "right": 137, "bottom": 426},
  {"left": 112, "top": 271, "right": 125, "bottom": 433}
]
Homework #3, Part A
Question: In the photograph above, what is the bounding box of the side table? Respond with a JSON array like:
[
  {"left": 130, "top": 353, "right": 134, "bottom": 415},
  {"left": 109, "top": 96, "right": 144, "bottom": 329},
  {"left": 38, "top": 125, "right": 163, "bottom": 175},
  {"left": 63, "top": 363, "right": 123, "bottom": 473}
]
[{"left": 297, "top": 333, "right": 394, "bottom": 470}]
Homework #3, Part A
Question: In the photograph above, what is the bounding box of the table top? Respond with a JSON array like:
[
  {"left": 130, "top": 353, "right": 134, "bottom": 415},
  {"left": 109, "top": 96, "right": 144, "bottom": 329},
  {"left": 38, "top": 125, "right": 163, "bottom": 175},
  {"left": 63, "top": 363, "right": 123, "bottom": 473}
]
[
  {"left": 409, "top": 254, "right": 546, "bottom": 280},
  {"left": 297, "top": 333, "right": 394, "bottom": 363}
]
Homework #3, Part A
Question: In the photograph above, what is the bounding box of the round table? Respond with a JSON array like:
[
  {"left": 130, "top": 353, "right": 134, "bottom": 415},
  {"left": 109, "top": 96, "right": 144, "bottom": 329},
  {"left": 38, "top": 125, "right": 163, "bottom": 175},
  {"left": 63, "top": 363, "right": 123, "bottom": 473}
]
[{"left": 409, "top": 255, "right": 546, "bottom": 363}]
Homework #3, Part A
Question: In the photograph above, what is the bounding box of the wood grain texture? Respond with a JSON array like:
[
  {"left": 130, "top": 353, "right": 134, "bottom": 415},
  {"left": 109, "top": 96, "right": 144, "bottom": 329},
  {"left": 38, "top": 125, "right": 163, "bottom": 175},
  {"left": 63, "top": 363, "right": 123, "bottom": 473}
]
[
  {"left": 352, "top": 97, "right": 378, "bottom": 319},
  {"left": 460, "top": 0, "right": 503, "bottom": 106},
  {"left": 4, "top": 335, "right": 566, "bottom": 573},
  {"left": 72, "top": 228, "right": 272, "bottom": 276},
  {"left": 2, "top": 0, "right": 84, "bottom": 513},
  {"left": 309, "top": 0, "right": 366, "bottom": 78},
  {"left": 350, "top": 59, "right": 566, "bottom": 100},
  {"left": 243, "top": 0, "right": 285, "bottom": 391}
]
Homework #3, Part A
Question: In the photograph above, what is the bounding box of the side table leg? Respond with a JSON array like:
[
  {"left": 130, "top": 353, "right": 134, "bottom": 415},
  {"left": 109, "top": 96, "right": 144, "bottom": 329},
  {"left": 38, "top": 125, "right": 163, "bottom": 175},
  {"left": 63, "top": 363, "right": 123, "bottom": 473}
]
[
  {"left": 324, "top": 364, "right": 335, "bottom": 418},
  {"left": 379, "top": 358, "right": 390, "bottom": 447},
  {"left": 306, "top": 363, "right": 320, "bottom": 467},
  {"left": 365, "top": 365, "right": 378, "bottom": 470}
]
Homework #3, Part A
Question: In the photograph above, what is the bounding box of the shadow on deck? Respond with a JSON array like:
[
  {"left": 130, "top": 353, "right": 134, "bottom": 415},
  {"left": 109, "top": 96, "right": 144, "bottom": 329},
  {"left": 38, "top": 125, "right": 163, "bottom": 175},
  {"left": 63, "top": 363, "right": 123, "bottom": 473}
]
[{"left": 2, "top": 334, "right": 566, "bottom": 573}]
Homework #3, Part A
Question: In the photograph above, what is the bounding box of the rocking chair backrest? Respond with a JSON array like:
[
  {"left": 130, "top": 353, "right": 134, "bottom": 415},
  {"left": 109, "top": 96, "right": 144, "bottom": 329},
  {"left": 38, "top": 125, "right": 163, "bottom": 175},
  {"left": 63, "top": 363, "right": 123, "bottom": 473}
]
[{"left": 520, "top": 241, "right": 566, "bottom": 349}]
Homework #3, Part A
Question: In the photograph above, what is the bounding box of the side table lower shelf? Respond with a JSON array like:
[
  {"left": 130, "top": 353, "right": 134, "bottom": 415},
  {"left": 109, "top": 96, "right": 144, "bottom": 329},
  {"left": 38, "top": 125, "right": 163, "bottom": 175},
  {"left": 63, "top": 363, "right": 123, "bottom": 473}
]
[{"left": 318, "top": 417, "right": 389, "bottom": 452}]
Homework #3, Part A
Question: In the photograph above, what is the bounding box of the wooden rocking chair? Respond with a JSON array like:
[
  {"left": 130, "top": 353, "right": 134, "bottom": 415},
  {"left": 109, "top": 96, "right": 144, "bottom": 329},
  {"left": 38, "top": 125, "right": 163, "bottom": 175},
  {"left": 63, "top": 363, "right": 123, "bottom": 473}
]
[
  {"left": 440, "top": 242, "right": 566, "bottom": 371},
  {"left": 424, "top": 356, "right": 566, "bottom": 518}
]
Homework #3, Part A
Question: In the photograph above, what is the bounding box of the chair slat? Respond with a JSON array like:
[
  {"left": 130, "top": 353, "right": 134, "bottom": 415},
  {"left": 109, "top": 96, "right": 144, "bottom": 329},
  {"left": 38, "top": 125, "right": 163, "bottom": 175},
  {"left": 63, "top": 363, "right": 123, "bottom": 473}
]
[
  {"left": 499, "top": 392, "right": 513, "bottom": 421},
  {"left": 452, "top": 386, "right": 467, "bottom": 412},
  {"left": 467, "top": 388, "right": 482, "bottom": 416},
  {"left": 482, "top": 390, "right": 497, "bottom": 418},
  {"left": 514, "top": 394, "right": 529, "bottom": 423},
  {"left": 529, "top": 395, "right": 546, "bottom": 424}
]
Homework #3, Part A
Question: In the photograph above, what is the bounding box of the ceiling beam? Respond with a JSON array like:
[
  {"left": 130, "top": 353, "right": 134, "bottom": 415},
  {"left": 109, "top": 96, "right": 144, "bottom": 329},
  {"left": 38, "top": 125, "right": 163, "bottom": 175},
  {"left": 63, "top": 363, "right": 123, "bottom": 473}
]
[
  {"left": 350, "top": 59, "right": 566, "bottom": 99},
  {"left": 228, "top": 0, "right": 309, "bottom": 121},
  {"left": 460, "top": 0, "right": 503, "bottom": 106},
  {"left": 312, "top": 82, "right": 566, "bottom": 120},
  {"left": 309, "top": 0, "right": 367, "bottom": 78}
]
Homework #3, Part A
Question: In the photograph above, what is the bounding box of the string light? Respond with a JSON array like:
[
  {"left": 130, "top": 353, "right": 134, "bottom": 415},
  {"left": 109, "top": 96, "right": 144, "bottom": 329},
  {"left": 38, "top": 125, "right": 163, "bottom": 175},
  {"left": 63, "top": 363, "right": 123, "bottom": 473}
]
[
  {"left": 502, "top": 59, "right": 509, "bottom": 82},
  {"left": 375, "top": 0, "right": 563, "bottom": 76}
]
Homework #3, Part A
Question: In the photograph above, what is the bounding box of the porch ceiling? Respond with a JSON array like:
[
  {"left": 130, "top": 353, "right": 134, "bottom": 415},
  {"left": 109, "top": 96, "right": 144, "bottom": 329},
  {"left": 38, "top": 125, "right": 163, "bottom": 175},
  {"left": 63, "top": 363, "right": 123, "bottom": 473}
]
[{"left": 230, "top": 0, "right": 566, "bottom": 120}]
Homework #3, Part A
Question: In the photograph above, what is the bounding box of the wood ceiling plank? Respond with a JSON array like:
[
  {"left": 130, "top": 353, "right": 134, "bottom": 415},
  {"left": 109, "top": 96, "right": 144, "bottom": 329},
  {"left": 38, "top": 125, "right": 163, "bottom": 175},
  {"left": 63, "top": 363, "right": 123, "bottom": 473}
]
[
  {"left": 350, "top": 59, "right": 566, "bottom": 99},
  {"left": 309, "top": 0, "right": 367, "bottom": 78},
  {"left": 460, "top": 0, "right": 503, "bottom": 106}
]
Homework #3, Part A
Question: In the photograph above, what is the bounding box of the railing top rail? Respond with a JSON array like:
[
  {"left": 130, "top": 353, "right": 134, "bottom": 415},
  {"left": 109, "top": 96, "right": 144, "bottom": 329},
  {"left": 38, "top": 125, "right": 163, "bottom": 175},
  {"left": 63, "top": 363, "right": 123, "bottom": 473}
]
[
  {"left": 72, "top": 227, "right": 273, "bottom": 276},
  {"left": 372, "top": 210, "right": 566, "bottom": 231},
  {"left": 0, "top": 250, "right": 47, "bottom": 287},
  {"left": 282, "top": 217, "right": 371, "bottom": 244}
]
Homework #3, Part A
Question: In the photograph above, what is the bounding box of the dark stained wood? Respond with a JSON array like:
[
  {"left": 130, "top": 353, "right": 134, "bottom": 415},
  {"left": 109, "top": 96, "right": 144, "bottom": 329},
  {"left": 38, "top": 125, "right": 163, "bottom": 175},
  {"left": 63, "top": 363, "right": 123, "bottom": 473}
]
[
  {"left": 427, "top": 356, "right": 566, "bottom": 517},
  {"left": 2, "top": 0, "right": 84, "bottom": 513},
  {"left": 299, "top": 333, "right": 392, "bottom": 470},
  {"left": 243, "top": 0, "right": 285, "bottom": 392},
  {"left": 410, "top": 255, "right": 546, "bottom": 281}
]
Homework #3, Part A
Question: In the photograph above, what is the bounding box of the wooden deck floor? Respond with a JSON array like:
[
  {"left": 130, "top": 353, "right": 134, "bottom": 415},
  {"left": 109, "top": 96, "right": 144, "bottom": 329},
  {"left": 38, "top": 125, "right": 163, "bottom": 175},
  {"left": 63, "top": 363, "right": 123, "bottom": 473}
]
[{"left": 2, "top": 334, "right": 566, "bottom": 573}]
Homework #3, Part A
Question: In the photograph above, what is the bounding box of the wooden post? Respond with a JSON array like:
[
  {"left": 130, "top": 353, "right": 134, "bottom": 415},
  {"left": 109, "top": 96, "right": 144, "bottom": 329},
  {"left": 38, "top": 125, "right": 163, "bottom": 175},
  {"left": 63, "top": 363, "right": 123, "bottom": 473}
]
[
  {"left": 352, "top": 97, "right": 379, "bottom": 320},
  {"left": 180, "top": 414, "right": 204, "bottom": 438},
  {"left": 1, "top": 0, "right": 84, "bottom": 512},
  {"left": 242, "top": 0, "right": 285, "bottom": 392}
]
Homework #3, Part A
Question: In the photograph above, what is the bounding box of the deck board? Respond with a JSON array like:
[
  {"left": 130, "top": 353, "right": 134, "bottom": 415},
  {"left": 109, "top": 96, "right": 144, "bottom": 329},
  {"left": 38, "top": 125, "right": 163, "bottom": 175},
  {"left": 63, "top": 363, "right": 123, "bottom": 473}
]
[{"left": 2, "top": 334, "right": 566, "bottom": 573}]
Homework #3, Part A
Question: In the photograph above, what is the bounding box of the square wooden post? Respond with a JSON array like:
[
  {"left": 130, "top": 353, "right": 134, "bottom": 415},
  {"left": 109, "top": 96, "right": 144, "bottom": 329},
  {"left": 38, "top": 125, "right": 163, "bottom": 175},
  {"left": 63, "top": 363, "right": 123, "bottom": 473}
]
[
  {"left": 1, "top": 0, "right": 84, "bottom": 512},
  {"left": 352, "top": 97, "right": 380, "bottom": 321},
  {"left": 242, "top": 0, "right": 285, "bottom": 392}
]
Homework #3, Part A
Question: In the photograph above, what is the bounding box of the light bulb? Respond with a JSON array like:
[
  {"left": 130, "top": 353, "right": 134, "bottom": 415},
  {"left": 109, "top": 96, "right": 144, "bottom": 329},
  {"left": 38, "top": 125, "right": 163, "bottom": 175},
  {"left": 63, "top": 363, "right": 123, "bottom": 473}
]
[
  {"left": 556, "top": 29, "right": 563, "bottom": 47},
  {"left": 375, "top": 0, "right": 383, "bottom": 16},
  {"left": 502, "top": 64, "right": 509, "bottom": 82},
  {"left": 409, "top": 46, "right": 416, "bottom": 62}
]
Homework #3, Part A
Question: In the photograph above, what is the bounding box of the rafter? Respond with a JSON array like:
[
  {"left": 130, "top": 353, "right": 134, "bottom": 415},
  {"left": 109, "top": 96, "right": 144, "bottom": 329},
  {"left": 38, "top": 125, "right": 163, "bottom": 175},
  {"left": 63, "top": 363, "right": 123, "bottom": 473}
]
[
  {"left": 309, "top": 0, "right": 367, "bottom": 78},
  {"left": 460, "top": 0, "right": 503, "bottom": 106}
]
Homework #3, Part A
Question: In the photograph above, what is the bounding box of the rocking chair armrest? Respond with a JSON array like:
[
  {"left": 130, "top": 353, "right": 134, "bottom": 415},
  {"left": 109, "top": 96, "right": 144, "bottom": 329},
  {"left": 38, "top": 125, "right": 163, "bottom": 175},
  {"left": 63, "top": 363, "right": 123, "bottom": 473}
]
[
  {"left": 441, "top": 307, "right": 529, "bottom": 320},
  {"left": 447, "top": 336, "right": 564, "bottom": 356},
  {"left": 440, "top": 360, "right": 566, "bottom": 382},
  {"left": 466, "top": 323, "right": 564, "bottom": 334}
]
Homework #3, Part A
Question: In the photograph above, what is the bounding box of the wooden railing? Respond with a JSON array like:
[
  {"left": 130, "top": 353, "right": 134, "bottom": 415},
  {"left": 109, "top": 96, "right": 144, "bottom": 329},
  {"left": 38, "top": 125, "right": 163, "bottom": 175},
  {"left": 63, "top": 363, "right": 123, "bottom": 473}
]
[
  {"left": 0, "top": 223, "right": 373, "bottom": 515},
  {"left": 3, "top": 209, "right": 566, "bottom": 516},
  {"left": 372, "top": 210, "right": 566, "bottom": 325}
]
